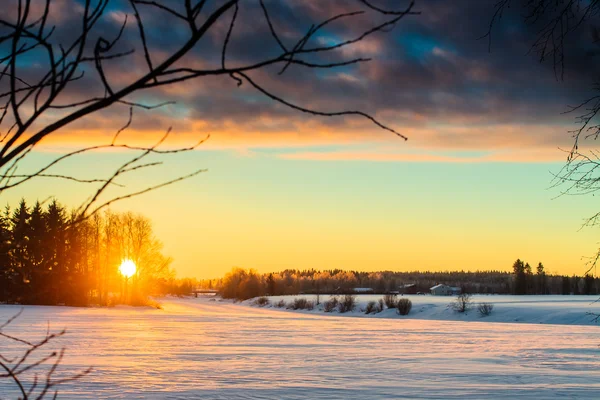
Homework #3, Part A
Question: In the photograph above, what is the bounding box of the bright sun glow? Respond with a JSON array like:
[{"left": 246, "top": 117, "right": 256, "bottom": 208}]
[{"left": 119, "top": 259, "right": 137, "bottom": 278}]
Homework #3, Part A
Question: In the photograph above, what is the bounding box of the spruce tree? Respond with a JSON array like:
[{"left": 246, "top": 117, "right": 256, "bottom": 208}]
[
  {"left": 44, "top": 200, "right": 66, "bottom": 304},
  {"left": 9, "top": 199, "right": 31, "bottom": 302},
  {"left": 536, "top": 262, "right": 546, "bottom": 295},
  {"left": 0, "top": 205, "right": 12, "bottom": 301},
  {"left": 512, "top": 259, "right": 526, "bottom": 295},
  {"left": 29, "top": 202, "right": 48, "bottom": 303}
]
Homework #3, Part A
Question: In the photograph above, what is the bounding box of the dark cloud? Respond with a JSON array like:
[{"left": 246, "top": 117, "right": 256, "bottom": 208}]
[{"left": 6, "top": 0, "right": 599, "bottom": 157}]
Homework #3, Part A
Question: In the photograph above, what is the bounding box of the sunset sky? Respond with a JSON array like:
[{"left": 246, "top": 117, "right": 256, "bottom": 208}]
[{"left": 4, "top": 0, "right": 600, "bottom": 278}]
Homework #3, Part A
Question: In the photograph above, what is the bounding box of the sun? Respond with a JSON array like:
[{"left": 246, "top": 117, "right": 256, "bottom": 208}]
[{"left": 119, "top": 259, "right": 136, "bottom": 278}]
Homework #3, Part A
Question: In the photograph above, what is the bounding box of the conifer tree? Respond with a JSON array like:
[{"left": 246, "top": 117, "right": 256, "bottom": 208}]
[
  {"left": 536, "top": 262, "right": 546, "bottom": 295},
  {"left": 513, "top": 259, "right": 526, "bottom": 295},
  {"left": 45, "top": 200, "right": 67, "bottom": 303},
  {"left": 28, "top": 202, "right": 48, "bottom": 303},
  {"left": 10, "top": 199, "right": 31, "bottom": 302},
  {"left": 0, "top": 205, "right": 12, "bottom": 301}
]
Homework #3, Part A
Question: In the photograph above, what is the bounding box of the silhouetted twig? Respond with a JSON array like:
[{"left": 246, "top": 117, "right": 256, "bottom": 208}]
[
  {"left": 0, "top": 0, "right": 419, "bottom": 220},
  {"left": 0, "top": 311, "right": 91, "bottom": 399}
]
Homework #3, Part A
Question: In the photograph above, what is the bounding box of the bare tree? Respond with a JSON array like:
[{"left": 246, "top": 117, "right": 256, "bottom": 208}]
[
  {"left": 483, "top": 0, "right": 600, "bottom": 80},
  {"left": 485, "top": 1, "right": 600, "bottom": 323},
  {"left": 0, "top": 0, "right": 420, "bottom": 221},
  {"left": 0, "top": 310, "right": 91, "bottom": 399},
  {"left": 485, "top": 1, "right": 600, "bottom": 267},
  {"left": 477, "top": 301, "right": 494, "bottom": 317},
  {"left": 450, "top": 292, "right": 472, "bottom": 313}
]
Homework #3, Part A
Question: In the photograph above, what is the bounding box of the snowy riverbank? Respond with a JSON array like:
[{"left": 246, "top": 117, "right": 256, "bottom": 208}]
[
  {"left": 241, "top": 294, "right": 600, "bottom": 326},
  {"left": 2, "top": 297, "right": 600, "bottom": 399}
]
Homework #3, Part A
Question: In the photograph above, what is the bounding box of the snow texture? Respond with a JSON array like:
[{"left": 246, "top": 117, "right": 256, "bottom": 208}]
[{"left": 0, "top": 296, "right": 599, "bottom": 399}]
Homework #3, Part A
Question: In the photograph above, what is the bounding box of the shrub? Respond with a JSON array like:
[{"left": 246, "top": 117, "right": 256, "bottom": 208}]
[
  {"left": 397, "top": 298, "right": 412, "bottom": 315},
  {"left": 377, "top": 298, "right": 384, "bottom": 313},
  {"left": 338, "top": 294, "right": 357, "bottom": 313},
  {"left": 253, "top": 296, "right": 270, "bottom": 307},
  {"left": 365, "top": 300, "right": 377, "bottom": 314},
  {"left": 289, "top": 298, "right": 306, "bottom": 310},
  {"left": 274, "top": 299, "right": 286, "bottom": 308},
  {"left": 289, "top": 297, "right": 315, "bottom": 310},
  {"left": 478, "top": 302, "right": 494, "bottom": 316},
  {"left": 451, "top": 293, "right": 472, "bottom": 313},
  {"left": 323, "top": 296, "right": 339, "bottom": 312},
  {"left": 383, "top": 293, "right": 398, "bottom": 308}
]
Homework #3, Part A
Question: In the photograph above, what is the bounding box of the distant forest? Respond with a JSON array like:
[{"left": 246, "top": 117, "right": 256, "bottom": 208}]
[
  {"left": 3, "top": 198, "right": 598, "bottom": 306},
  {"left": 0, "top": 199, "right": 192, "bottom": 306},
  {"left": 210, "top": 261, "right": 600, "bottom": 301}
]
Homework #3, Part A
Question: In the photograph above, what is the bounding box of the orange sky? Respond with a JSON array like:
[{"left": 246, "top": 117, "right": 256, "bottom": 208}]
[{"left": 5, "top": 144, "right": 598, "bottom": 279}]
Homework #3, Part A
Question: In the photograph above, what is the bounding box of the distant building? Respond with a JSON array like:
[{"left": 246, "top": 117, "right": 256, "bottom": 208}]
[
  {"left": 430, "top": 284, "right": 461, "bottom": 296},
  {"left": 192, "top": 288, "right": 219, "bottom": 297},
  {"left": 353, "top": 287, "right": 374, "bottom": 294},
  {"left": 399, "top": 283, "right": 417, "bottom": 295}
]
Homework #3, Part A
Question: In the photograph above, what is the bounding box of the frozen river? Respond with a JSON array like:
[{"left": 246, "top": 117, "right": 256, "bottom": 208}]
[{"left": 1, "top": 297, "right": 599, "bottom": 399}]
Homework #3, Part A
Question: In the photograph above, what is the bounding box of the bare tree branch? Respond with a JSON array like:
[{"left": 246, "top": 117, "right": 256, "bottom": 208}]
[
  {"left": 0, "top": 311, "right": 90, "bottom": 399},
  {"left": 0, "top": 0, "right": 419, "bottom": 221}
]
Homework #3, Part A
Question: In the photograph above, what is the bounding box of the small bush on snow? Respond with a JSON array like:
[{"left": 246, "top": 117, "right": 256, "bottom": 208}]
[
  {"left": 288, "top": 297, "right": 314, "bottom": 310},
  {"left": 451, "top": 293, "right": 472, "bottom": 313},
  {"left": 383, "top": 294, "right": 398, "bottom": 309},
  {"left": 274, "top": 299, "right": 286, "bottom": 308},
  {"left": 396, "top": 298, "right": 412, "bottom": 315},
  {"left": 478, "top": 302, "right": 494, "bottom": 316},
  {"left": 365, "top": 301, "right": 377, "bottom": 314},
  {"left": 288, "top": 298, "right": 306, "bottom": 310},
  {"left": 377, "top": 299, "right": 384, "bottom": 313},
  {"left": 323, "top": 296, "right": 339, "bottom": 312},
  {"left": 338, "top": 294, "right": 357, "bottom": 313},
  {"left": 253, "top": 296, "right": 270, "bottom": 307}
]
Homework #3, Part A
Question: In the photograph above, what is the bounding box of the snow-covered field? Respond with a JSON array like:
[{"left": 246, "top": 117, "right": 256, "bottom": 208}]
[
  {"left": 0, "top": 296, "right": 599, "bottom": 399},
  {"left": 248, "top": 294, "right": 600, "bottom": 325}
]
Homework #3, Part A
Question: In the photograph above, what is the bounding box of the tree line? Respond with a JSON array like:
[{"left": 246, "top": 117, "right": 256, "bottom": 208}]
[
  {"left": 511, "top": 259, "right": 597, "bottom": 296},
  {"left": 0, "top": 198, "right": 180, "bottom": 306},
  {"left": 211, "top": 264, "right": 600, "bottom": 301}
]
